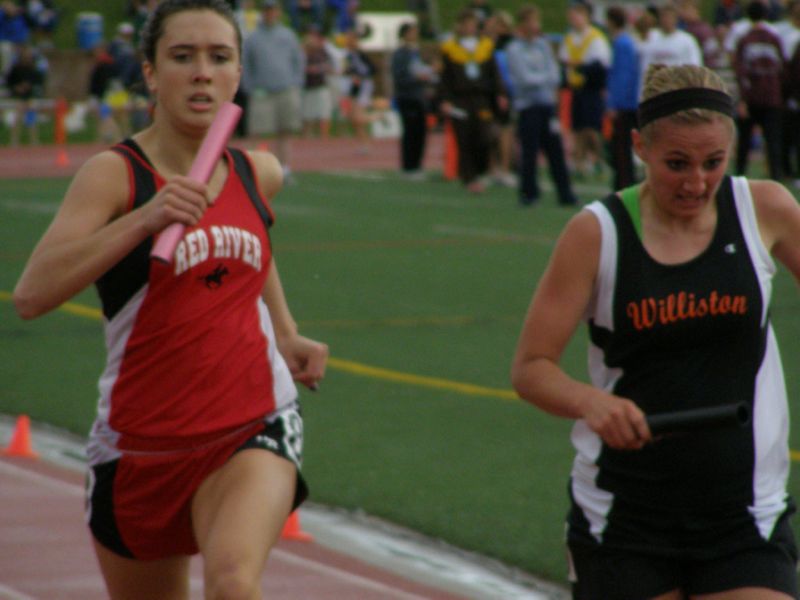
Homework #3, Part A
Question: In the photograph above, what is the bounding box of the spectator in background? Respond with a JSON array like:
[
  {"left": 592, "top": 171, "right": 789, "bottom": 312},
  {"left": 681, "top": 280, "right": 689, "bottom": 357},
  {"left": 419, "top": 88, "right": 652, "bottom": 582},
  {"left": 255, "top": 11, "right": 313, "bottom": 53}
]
[
  {"left": 714, "top": 0, "right": 743, "bottom": 24},
  {"left": 734, "top": 0, "right": 785, "bottom": 180},
  {"left": 639, "top": 3, "right": 703, "bottom": 91},
  {"left": 0, "top": 3, "right": 22, "bottom": 76},
  {"left": 559, "top": 0, "right": 611, "bottom": 179},
  {"left": 88, "top": 42, "right": 130, "bottom": 142},
  {"left": 5, "top": 43, "right": 43, "bottom": 145},
  {"left": 243, "top": 0, "right": 305, "bottom": 180},
  {"left": 325, "top": 0, "right": 357, "bottom": 35},
  {"left": 24, "top": 0, "right": 57, "bottom": 47},
  {"left": 766, "top": 0, "right": 786, "bottom": 21},
  {"left": 632, "top": 4, "right": 659, "bottom": 51},
  {"left": 678, "top": 0, "right": 718, "bottom": 65},
  {"left": 108, "top": 22, "right": 151, "bottom": 134},
  {"left": 780, "top": 0, "right": 800, "bottom": 184},
  {"left": 341, "top": 27, "right": 376, "bottom": 153},
  {"left": 605, "top": 5, "right": 639, "bottom": 191},
  {"left": 0, "top": 2, "right": 30, "bottom": 50},
  {"left": 484, "top": 10, "right": 517, "bottom": 188},
  {"left": 130, "top": 0, "right": 159, "bottom": 49},
  {"left": 467, "top": 0, "right": 493, "bottom": 31},
  {"left": 301, "top": 23, "right": 333, "bottom": 138},
  {"left": 406, "top": 0, "right": 436, "bottom": 39},
  {"left": 108, "top": 22, "right": 138, "bottom": 84},
  {"left": 724, "top": 0, "right": 780, "bottom": 53},
  {"left": 124, "top": 49, "right": 151, "bottom": 133},
  {"left": 705, "top": 21, "right": 738, "bottom": 106},
  {"left": 391, "top": 21, "right": 435, "bottom": 178},
  {"left": 438, "top": 8, "right": 506, "bottom": 194},
  {"left": 506, "top": 5, "right": 577, "bottom": 207},
  {"left": 286, "top": 0, "right": 323, "bottom": 34}
]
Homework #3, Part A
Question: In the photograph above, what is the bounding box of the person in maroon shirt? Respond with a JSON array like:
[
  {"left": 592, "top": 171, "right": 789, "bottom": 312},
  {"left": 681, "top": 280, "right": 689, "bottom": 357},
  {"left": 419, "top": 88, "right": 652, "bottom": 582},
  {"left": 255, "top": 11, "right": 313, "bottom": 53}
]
[
  {"left": 734, "top": 0, "right": 785, "bottom": 180},
  {"left": 678, "top": 0, "right": 717, "bottom": 66}
]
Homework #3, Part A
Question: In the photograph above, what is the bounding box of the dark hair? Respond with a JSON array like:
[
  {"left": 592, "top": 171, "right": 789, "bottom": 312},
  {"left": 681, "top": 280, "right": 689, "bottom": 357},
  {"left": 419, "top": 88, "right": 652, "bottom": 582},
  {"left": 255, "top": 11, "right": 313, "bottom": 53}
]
[
  {"left": 746, "top": 0, "right": 768, "bottom": 21},
  {"left": 139, "top": 0, "right": 242, "bottom": 64},
  {"left": 606, "top": 6, "right": 627, "bottom": 29},
  {"left": 569, "top": 0, "right": 592, "bottom": 16},
  {"left": 398, "top": 22, "right": 415, "bottom": 39}
]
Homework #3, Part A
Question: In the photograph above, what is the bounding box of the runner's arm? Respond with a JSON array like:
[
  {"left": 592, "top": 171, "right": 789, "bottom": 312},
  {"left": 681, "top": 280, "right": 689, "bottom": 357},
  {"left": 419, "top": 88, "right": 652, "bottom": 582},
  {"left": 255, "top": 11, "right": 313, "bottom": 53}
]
[
  {"left": 511, "top": 210, "right": 651, "bottom": 449},
  {"left": 13, "top": 150, "right": 211, "bottom": 318}
]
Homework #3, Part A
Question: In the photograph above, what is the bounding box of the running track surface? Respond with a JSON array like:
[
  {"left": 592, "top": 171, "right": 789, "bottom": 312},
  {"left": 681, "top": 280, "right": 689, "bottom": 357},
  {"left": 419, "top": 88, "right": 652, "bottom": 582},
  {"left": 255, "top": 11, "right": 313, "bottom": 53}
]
[
  {"left": 0, "top": 455, "right": 467, "bottom": 600},
  {"left": 0, "top": 134, "right": 445, "bottom": 179}
]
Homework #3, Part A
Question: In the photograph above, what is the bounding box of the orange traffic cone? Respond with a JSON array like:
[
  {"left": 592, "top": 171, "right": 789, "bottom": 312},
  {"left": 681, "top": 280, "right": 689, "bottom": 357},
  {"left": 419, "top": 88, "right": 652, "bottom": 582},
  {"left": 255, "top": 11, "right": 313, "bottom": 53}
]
[
  {"left": 280, "top": 510, "right": 313, "bottom": 542},
  {"left": 443, "top": 120, "right": 458, "bottom": 181},
  {"left": 53, "top": 97, "right": 70, "bottom": 168},
  {"left": 3, "top": 415, "right": 38, "bottom": 458},
  {"left": 55, "top": 148, "right": 70, "bottom": 167}
]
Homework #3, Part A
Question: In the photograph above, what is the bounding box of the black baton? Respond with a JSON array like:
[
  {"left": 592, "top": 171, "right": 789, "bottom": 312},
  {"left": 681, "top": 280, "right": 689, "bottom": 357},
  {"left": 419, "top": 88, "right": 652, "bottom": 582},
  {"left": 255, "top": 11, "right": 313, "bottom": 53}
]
[{"left": 646, "top": 403, "right": 750, "bottom": 436}]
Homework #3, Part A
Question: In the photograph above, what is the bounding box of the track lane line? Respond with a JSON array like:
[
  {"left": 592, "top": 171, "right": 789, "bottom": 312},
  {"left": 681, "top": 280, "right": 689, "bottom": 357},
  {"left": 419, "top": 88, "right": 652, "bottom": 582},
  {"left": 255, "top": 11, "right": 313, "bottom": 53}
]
[
  {"left": 0, "top": 583, "right": 38, "bottom": 600},
  {"left": 271, "top": 549, "right": 431, "bottom": 600}
]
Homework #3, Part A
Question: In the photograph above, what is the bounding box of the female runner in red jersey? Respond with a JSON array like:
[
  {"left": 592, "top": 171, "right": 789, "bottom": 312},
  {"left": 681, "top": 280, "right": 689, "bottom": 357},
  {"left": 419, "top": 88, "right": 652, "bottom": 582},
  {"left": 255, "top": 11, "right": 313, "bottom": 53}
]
[{"left": 13, "top": 1, "right": 328, "bottom": 598}]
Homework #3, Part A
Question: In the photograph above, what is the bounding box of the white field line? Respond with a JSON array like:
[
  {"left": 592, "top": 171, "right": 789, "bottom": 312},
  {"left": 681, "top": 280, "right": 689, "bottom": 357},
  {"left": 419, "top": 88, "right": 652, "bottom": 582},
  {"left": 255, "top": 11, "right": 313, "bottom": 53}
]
[
  {"left": 0, "top": 460, "right": 83, "bottom": 497},
  {"left": 272, "top": 549, "right": 431, "bottom": 600},
  {"left": 0, "top": 583, "right": 37, "bottom": 600}
]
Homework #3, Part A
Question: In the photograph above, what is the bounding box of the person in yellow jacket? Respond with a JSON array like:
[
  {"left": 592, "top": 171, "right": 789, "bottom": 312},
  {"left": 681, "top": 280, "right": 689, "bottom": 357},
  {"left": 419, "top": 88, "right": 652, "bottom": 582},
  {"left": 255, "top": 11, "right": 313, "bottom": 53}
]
[
  {"left": 559, "top": 1, "right": 611, "bottom": 178},
  {"left": 438, "top": 8, "right": 508, "bottom": 193}
]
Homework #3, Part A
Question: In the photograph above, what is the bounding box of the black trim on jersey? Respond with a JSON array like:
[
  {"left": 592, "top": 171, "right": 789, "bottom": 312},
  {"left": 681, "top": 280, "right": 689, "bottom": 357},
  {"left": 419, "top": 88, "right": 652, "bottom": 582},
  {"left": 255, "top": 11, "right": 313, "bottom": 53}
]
[
  {"left": 96, "top": 140, "right": 157, "bottom": 320},
  {"left": 87, "top": 459, "right": 135, "bottom": 558},
  {"left": 95, "top": 142, "right": 273, "bottom": 321},
  {"left": 228, "top": 148, "right": 274, "bottom": 231},
  {"left": 122, "top": 138, "right": 155, "bottom": 168}
]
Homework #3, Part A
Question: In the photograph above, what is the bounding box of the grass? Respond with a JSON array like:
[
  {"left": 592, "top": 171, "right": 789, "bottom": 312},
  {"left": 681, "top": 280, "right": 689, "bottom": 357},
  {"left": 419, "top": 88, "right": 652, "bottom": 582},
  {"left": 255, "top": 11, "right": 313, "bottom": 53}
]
[
  {"left": 3, "top": 166, "right": 800, "bottom": 584},
  {"left": 46, "top": 0, "right": 724, "bottom": 50}
]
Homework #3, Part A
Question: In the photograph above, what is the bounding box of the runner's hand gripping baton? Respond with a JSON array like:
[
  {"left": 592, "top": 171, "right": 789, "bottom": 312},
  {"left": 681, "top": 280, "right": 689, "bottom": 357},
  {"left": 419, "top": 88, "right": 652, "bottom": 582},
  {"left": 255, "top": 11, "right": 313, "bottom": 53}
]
[
  {"left": 150, "top": 101, "right": 243, "bottom": 263},
  {"left": 646, "top": 402, "right": 750, "bottom": 436}
]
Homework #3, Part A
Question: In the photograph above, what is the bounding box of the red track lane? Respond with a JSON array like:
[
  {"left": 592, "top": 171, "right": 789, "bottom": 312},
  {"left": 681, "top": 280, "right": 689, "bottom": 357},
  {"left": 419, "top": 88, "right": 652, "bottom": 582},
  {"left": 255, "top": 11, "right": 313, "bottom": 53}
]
[
  {"left": 0, "top": 457, "right": 465, "bottom": 600},
  {"left": 0, "top": 134, "right": 445, "bottom": 180}
]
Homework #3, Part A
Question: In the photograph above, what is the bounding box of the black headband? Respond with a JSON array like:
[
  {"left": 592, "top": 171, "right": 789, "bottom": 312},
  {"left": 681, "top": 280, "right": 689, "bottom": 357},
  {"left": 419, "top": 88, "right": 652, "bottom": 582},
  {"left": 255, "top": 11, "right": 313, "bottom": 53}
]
[{"left": 637, "top": 88, "right": 734, "bottom": 128}]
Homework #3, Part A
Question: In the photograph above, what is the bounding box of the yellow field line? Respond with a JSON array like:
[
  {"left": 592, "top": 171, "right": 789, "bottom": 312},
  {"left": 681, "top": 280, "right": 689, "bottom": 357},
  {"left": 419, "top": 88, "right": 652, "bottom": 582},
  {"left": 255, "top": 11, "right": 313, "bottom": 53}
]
[
  {"left": 6, "top": 291, "right": 800, "bottom": 464},
  {"left": 0, "top": 291, "right": 103, "bottom": 320},
  {"left": 0, "top": 291, "right": 519, "bottom": 402},
  {"left": 326, "top": 357, "right": 518, "bottom": 401},
  {"left": 60, "top": 301, "right": 103, "bottom": 320}
]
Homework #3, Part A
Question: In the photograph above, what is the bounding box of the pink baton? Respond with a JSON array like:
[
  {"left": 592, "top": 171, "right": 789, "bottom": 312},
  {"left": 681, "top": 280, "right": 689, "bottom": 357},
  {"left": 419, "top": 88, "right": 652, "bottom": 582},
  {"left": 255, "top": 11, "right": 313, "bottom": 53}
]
[{"left": 150, "top": 102, "right": 243, "bottom": 263}]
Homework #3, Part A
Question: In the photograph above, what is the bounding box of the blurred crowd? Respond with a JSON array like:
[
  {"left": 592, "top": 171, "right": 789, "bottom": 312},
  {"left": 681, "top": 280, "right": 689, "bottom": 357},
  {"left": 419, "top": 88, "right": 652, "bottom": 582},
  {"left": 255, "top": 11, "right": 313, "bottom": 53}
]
[
  {"left": 418, "top": 0, "right": 800, "bottom": 201},
  {"left": 0, "top": 1, "right": 56, "bottom": 144},
  {"left": 390, "top": 0, "right": 800, "bottom": 201},
  {"left": 1, "top": 0, "right": 799, "bottom": 198}
]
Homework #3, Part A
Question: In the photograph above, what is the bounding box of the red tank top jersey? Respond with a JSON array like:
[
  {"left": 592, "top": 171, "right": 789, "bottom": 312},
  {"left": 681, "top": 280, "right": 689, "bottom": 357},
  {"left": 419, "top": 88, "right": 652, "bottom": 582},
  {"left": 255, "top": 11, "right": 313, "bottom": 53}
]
[{"left": 94, "top": 140, "right": 276, "bottom": 450}]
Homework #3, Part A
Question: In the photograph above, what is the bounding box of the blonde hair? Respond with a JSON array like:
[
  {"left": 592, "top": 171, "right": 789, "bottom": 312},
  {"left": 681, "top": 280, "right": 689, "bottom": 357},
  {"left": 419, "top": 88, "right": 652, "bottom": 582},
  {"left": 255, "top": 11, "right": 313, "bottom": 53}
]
[
  {"left": 640, "top": 64, "right": 733, "bottom": 142},
  {"left": 493, "top": 9, "right": 514, "bottom": 30}
]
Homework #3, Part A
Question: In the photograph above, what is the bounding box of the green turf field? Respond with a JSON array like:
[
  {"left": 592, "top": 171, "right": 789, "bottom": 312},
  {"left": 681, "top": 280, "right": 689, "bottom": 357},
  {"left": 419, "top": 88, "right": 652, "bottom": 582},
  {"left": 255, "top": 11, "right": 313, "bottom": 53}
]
[{"left": 3, "top": 169, "right": 800, "bottom": 584}]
